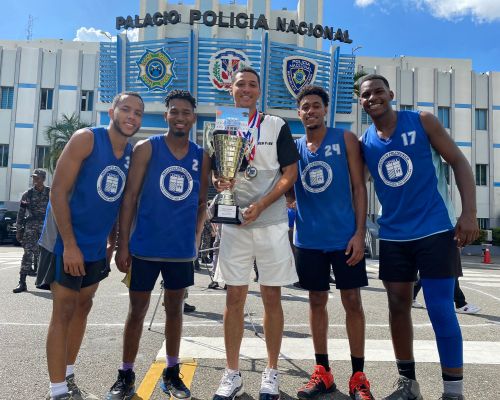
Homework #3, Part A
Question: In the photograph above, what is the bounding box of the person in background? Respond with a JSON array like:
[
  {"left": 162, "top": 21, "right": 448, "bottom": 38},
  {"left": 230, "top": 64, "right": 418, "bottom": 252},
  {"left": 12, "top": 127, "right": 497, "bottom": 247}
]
[{"left": 13, "top": 169, "right": 50, "bottom": 293}]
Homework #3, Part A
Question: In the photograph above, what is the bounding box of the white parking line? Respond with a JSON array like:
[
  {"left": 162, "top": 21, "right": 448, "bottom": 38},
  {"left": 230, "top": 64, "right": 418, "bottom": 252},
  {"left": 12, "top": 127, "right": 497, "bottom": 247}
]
[{"left": 156, "top": 337, "right": 500, "bottom": 365}]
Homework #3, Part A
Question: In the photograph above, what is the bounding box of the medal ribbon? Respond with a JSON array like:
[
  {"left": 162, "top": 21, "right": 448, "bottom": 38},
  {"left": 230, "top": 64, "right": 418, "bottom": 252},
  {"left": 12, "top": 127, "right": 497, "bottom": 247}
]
[{"left": 244, "top": 111, "right": 261, "bottom": 161}]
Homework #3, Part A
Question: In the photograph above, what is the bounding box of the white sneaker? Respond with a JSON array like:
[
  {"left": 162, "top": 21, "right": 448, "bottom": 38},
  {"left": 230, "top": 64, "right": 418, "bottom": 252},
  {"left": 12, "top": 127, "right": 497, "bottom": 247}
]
[
  {"left": 259, "top": 368, "right": 280, "bottom": 399},
  {"left": 213, "top": 369, "right": 244, "bottom": 400},
  {"left": 412, "top": 300, "right": 424, "bottom": 309},
  {"left": 456, "top": 303, "right": 481, "bottom": 314}
]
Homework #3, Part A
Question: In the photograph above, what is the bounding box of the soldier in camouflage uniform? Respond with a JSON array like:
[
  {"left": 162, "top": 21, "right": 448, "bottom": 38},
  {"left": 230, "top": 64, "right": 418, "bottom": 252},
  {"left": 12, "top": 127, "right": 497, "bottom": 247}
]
[{"left": 13, "top": 168, "right": 50, "bottom": 293}]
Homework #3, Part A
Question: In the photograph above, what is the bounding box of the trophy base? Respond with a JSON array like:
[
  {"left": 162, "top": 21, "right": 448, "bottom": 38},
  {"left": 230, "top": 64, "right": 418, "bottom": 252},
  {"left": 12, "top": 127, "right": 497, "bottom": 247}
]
[{"left": 211, "top": 204, "right": 242, "bottom": 225}]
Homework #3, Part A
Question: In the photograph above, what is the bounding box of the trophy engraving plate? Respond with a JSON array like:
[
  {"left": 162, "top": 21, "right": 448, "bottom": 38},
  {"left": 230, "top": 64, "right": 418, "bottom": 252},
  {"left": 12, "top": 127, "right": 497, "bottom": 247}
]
[{"left": 217, "top": 205, "right": 237, "bottom": 219}]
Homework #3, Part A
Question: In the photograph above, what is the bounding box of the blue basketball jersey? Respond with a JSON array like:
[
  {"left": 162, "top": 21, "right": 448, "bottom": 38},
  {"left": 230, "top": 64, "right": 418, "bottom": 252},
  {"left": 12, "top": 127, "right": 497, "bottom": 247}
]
[
  {"left": 294, "top": 128, "right": 356, "bottom": 251},
  {"left": 40, "top": 127, "right": 132, "bottom": 261},
  {"left": 129, "top": 135, "right": 204, "bottom": 258},
  {"left": 361, "top": 111, "right": 455, "bottom": 241}
]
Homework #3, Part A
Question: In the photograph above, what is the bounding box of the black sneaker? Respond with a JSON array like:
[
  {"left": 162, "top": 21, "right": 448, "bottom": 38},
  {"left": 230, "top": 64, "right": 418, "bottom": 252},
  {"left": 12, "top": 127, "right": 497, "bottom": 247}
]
[
  {"left": 208, "top": 281, "right": 219, "bottom": 289},
  {"left": 106, "top": 369, "right": 135, "bottom": 400},
  {"left": 184, "top": 303, "right": 196, "bottom": 313},
  {"left": 50, "top": 394, "right": 73, "bottom": 400},
  {"left": 161, "top": 364, "right": 191, "bottom": 399}
]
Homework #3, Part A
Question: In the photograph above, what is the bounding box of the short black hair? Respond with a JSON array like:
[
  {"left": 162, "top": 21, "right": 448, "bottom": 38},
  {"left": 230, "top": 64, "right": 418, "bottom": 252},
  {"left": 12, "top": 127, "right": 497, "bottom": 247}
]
[
  {"left": 296, "top": 85, "right": 329, "bottom": 107},
  {"left": 112, "top": 92, "right": 144, "bottom": 110},
  {"left": 360, "top": 74, "right": 391, "bottom": 89},
  {"left": 164, "top": 90, "right": 197, "bottom": 109},
  {"left": 231, "top": 66, "right": 261, "bottom": 87}
]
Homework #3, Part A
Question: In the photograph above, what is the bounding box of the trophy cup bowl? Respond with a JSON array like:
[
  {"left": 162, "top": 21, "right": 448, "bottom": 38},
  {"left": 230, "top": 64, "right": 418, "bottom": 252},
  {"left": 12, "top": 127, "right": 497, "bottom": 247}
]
[{"left": 211, "top": 132, "right": 247, "bottom": 224}]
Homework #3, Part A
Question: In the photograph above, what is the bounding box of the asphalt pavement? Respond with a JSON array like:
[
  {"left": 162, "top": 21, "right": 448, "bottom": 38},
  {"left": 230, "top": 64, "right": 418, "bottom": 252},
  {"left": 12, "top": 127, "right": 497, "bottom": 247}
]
[{"left": 0, "top": 245, "right": 499, "bottom": 400}]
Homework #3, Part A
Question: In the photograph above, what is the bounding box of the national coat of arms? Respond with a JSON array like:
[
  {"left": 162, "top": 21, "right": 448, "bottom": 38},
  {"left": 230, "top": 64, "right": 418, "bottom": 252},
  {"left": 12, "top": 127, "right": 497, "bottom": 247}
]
[{"left": 209, "top": 49, "right": 252, "bottom": 92}]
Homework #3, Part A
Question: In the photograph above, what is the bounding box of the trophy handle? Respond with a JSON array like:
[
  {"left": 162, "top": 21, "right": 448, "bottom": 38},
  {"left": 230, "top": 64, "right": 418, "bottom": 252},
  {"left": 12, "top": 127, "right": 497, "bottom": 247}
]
[{"left": 204, "top": 123, "right": 215, "bottom": 157}]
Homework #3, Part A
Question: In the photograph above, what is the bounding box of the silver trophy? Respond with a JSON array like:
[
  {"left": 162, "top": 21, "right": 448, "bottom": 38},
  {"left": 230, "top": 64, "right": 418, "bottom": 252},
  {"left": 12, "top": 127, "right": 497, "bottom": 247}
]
[{"left": 210, "top": 132, "right": 247, "bottom": 224}]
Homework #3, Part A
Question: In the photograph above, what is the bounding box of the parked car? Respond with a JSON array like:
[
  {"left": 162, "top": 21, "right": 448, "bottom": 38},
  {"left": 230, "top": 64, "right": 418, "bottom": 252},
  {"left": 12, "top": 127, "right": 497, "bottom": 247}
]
[{"left": 0, "top": 209, "right": 20, "bottom": 245}]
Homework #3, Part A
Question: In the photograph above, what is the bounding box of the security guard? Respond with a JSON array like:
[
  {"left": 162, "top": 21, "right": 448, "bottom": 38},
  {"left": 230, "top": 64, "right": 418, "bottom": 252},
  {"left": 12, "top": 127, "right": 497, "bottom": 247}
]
[{"left": 13, "top": 168, "right": 50, "bottom": 293}]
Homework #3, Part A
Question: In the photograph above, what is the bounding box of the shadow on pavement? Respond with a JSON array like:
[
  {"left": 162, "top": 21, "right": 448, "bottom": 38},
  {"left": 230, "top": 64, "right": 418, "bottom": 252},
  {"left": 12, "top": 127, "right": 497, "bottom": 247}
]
[
  {"left": 463, "top": 312, "right": 500, "bottom": 323},
  {"left": 361, "top": 286, "right": 386, "bottom": 293},
  {"left": 28, "top": 291, "right": 52, "bottom": 300}
]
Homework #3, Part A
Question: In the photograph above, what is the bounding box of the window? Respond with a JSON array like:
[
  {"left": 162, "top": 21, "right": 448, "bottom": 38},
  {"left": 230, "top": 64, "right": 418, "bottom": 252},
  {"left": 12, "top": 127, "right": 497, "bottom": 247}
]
[
  {"left": 475, "top": 164, "right": 487, "bottom": 186},
  {"left": 81, "top": 90, "right": 94, "bottom": 111},
  {"left": 478, "top": 218, "right": 489, "bottom": 230},
  {"left": 35, "top": 146, "right": 49, "bottom": 169},
  {"left": 0, "top": 87, "right": 14, "bottom": 109},
  {"left": 475, "top": 109, "right": 487, "bottom": 130},
  {"left": 438, "top": 107, "right": 450, "bottom": 129},
  {"left": 0, "top": 144, "right": 9, "bottom": 167},
  {"left": 40, "top": 88, "right": 53, "bottom": 110},
  {"left": 400, "top": 105, "right": 413, "bottom": 111},
  {"left": 361, "top": 110, "right": 372, "bottom": 125}
]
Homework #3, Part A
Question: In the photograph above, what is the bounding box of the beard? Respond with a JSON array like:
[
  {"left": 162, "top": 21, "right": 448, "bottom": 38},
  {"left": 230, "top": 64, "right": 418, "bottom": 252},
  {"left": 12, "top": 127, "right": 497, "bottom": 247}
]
[
  {"left": 172, "top": 130, "right": 187, "bottom": 137},
  {"left": 113, "top": 118, "right": 139, "bottom": 137},
  {"left": 306, "top": 123, "right": 322, "bottom": 130}
]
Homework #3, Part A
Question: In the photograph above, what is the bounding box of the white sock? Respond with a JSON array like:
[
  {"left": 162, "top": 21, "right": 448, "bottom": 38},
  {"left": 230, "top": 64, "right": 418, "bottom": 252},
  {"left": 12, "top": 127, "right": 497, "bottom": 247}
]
[
  {"left": 443, "top": 379, "right": 463, "bottom": 395},
  {"left": 66, "top": 364, "right": 75, "bottom": 377},
  {"left": 50, "top": 381, "right": 68, "bottom": 397}
]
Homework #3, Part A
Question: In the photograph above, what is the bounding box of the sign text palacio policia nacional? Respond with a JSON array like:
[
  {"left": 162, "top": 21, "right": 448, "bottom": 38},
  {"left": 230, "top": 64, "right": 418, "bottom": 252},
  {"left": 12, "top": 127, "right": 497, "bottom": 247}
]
[{"left": 116, "top": 9, "right": 353, "bottom": 43}]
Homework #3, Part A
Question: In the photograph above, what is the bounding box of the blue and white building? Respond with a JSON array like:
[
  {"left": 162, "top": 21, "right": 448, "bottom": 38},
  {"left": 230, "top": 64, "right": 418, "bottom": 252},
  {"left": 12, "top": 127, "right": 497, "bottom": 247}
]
[{"left": 0, "top": 0, "right": 499, "bottom": 228}]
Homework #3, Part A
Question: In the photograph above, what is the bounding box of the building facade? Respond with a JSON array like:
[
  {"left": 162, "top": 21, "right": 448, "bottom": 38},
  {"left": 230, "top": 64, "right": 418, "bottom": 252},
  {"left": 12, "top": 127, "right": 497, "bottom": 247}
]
[{"left": 0, "top": 0, "right": 498, "bottom": 228}]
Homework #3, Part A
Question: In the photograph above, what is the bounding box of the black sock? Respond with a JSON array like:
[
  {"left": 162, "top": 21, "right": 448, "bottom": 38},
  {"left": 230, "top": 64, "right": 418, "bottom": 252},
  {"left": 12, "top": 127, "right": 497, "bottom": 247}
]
[
  {"left": 315, "top": 354, "right": 330, "bottom": 371},
  {"left": 442, "top": 372, "right": 463, "bottom": 381},
  {"left": 396, "top": 360, "right": 416, "bottom": 381},
  {"left": 351, "top": 355, "right": 365, "bottom": 375}
]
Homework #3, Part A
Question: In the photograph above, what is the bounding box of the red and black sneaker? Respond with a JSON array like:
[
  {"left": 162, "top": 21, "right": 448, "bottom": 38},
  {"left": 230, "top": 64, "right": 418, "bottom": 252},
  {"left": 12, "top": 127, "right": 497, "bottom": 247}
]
[
  {"left": 349, "top": 371, "right": 375, "bottom": 400},
  {"left": 297, "top": 365, "right": 336, "bottom": 399}
]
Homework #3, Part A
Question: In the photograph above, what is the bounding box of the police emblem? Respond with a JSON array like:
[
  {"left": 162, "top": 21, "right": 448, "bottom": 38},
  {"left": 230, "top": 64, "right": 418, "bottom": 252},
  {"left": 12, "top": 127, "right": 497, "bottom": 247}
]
[
  {"left": 209, "top": 49, "right": 252, "bottom": 92},
  {"left": 282, "top": 56, "right": 319, "bottom": 98},
  {"left": 136, "top": 48, "right": 176, "bottom": 91}
]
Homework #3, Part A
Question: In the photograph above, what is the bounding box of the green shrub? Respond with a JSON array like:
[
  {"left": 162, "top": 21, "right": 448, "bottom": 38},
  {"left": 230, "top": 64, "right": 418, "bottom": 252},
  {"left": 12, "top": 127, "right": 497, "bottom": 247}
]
[
  {"left": 492, "top": 228, "right": 500, "bottom": 246},
  {"left": 471, "top": 229, "right": 487, "bottom": 245}
]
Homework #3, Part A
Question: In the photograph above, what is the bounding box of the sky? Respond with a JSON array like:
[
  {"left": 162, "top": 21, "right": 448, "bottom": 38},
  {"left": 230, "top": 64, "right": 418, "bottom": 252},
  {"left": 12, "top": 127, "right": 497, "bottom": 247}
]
[{"left": 1, "top": 0, "right": 499, "bottom": 72}]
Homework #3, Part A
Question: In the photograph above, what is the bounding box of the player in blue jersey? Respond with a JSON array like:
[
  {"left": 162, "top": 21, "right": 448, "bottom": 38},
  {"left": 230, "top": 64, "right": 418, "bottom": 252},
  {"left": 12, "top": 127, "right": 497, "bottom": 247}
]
[
  {"left": 36, "top": 92, "right": 144, "bottom": 400},
  {"left": 359, "top": 74, "right": 479, "bottom": 400},
  {"left": 106, "top": 90, "right": 210, "bottom": 400},
  {"left": 291, "top": 86, "right": 374, "bottom": 400}
]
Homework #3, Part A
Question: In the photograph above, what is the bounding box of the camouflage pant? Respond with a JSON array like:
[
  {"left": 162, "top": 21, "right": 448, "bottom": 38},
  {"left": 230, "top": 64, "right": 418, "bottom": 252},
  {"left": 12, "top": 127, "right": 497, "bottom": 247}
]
[{"left": 20, "top": 222, "right": 43, "bottom": 275}]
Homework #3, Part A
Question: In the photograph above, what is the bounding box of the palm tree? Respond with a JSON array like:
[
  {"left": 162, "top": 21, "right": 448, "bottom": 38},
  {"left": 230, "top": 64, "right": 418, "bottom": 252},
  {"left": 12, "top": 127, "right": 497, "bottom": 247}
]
[
  {"left": 353, "top": 70, "right": 367, "bottom": 98},
  {"left": 44, "top": 113, "right": 89, "bottom": 173}
]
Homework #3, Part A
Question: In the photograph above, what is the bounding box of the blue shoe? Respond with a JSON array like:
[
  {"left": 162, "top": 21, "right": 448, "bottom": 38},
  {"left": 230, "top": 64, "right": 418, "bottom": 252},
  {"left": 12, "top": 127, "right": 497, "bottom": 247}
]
[
  {"left": 160, "top": 364, "right": 191, "bottom": 399},
  {"left": 106, "top": 369, "right": 135, "bottom": 400}
]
